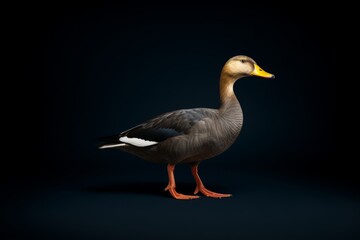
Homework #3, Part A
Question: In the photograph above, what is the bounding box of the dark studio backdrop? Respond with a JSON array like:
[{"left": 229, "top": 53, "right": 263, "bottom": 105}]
[{"left": 3, "top": 3, "right": 356, "bottom": 240}]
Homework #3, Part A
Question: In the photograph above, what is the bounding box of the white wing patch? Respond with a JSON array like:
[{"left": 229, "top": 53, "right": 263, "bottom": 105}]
[{"left": 120, "top": 136, "right": 158, "bottom": 147}]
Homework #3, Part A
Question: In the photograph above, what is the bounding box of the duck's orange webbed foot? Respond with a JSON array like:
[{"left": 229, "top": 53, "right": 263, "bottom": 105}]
[
  {"left": 194, "top": 184, "right": 231, "bottom": 198},
  {"left": 191, "top": 164, "right": 232, "bottom": 199},
  {"left": 164, "top": 184, "right": 199, "bottom": 200}
]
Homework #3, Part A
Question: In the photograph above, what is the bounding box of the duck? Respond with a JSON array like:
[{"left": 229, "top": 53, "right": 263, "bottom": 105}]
[{"left": 99, "top": 55, "right": 274, "bottom": 200}]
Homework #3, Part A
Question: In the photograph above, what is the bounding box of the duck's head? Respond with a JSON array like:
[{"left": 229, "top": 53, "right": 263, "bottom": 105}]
[{"left": 222, "top": 55, "right": 275, "bottom": 80}]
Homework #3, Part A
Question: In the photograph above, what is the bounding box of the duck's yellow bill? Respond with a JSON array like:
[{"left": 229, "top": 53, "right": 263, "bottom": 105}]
[{"left": 251, "top": 64, "right": 275, "bottom": 79}]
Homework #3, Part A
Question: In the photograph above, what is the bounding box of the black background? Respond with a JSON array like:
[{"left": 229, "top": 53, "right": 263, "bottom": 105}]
[{"left": 3, "top": 4, "right": 356, "bottom": 240}]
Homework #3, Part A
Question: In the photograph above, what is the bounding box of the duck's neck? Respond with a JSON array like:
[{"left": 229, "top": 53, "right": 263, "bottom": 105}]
[{"left": 219, "top": 70, "right": 242, "bottom": 111}]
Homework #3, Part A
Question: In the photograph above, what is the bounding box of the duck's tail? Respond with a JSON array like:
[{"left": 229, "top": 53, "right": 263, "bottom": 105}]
[{"left": 97, "top": 134, "right": 126, "bottom": 149}]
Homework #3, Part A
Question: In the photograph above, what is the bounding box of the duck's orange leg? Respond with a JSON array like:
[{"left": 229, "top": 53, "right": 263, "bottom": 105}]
[
  {"left": 191, "top": 164, "right": 232, "bottom": 198},
  {"left": 164, "top": 164, "right": 199, "bottom": 200}
]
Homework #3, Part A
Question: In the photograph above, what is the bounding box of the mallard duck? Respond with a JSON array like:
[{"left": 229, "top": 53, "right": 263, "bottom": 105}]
[{"left": 99, "top": 55, "right": 274, "bottom": 199}]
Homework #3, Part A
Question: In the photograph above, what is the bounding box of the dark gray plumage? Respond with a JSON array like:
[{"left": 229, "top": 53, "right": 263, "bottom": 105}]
[
  {"left": 99, "top": 55, "right": 274, "bottom": 199},
  {"left": 120, "top": 103, "right": 242, "bottom": 164}
]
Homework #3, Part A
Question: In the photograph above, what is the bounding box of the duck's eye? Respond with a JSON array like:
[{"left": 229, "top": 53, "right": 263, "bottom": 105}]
[{"left": 240, "top": 60, "right": 246, "bottom": 63}]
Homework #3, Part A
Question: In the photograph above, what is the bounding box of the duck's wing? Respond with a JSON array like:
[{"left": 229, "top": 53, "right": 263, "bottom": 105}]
[
  {"left": 99, "top": 108, "right": 216, "bottom": 149},
  {"left": 121, "top": 108, "right": 217, "bottom": 145}
]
